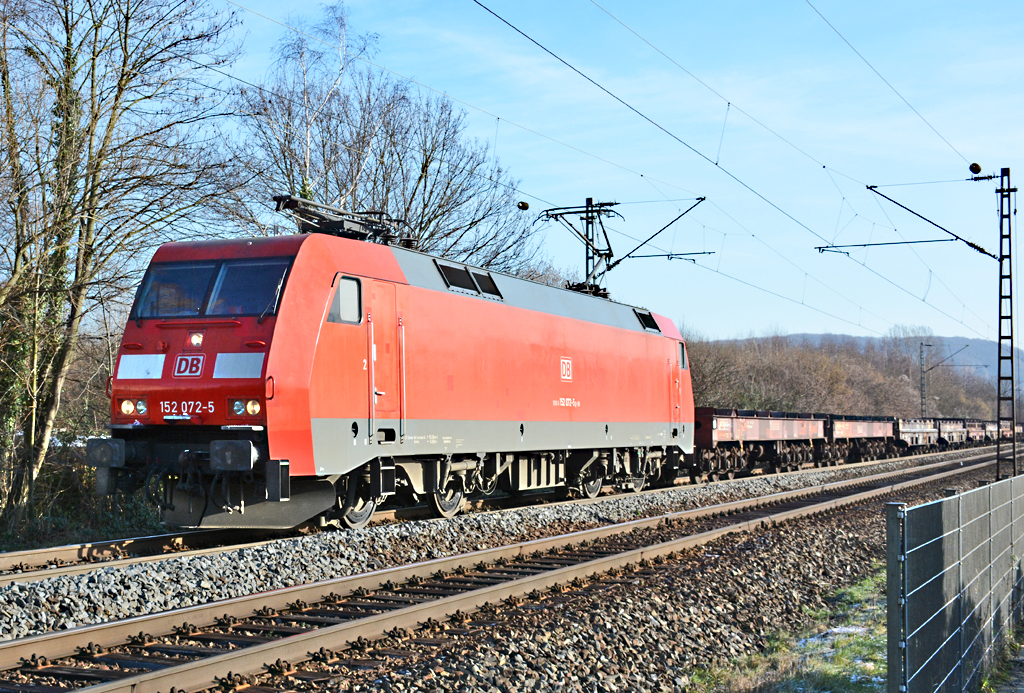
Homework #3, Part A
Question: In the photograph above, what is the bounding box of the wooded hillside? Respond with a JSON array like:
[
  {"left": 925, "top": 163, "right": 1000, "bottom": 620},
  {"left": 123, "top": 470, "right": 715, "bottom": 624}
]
[{"left": 682, "top": 324, "right": 999, "bottom": 419}]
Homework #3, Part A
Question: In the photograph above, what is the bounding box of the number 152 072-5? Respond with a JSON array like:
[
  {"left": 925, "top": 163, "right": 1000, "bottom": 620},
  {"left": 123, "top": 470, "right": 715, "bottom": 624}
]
[{"left": 160, "top": 401, "right": 214, "bottom": 415}]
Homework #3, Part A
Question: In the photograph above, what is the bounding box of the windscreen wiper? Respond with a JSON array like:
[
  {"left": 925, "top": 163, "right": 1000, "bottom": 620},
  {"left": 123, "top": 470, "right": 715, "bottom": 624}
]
[{"left": 257, "top": 277, "right": 285, "bottom": 325}]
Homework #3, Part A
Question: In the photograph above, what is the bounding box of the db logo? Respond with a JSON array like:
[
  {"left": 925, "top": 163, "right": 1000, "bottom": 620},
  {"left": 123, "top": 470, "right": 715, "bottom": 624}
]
[
  {"left": 173, "top": 354, "right": 205, "bottom": 378},
  {"left": 560, "top": 357, "right": 572, "bottom": 382}
]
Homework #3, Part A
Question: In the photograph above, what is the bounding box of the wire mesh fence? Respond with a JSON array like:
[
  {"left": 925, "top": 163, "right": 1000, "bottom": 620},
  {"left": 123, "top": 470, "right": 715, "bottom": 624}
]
[{"left": 887, "top": 476, "right": 1024, "bottom": 693}]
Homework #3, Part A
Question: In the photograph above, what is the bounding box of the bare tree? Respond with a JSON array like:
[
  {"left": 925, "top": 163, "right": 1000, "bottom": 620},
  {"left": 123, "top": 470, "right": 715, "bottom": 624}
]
[
  {"left": 678, "top": 323, "right": 739, "bottom": 408},
  {"left": 676, "top": 326, "right": 994, "bottom": 419},
  {"left": 0, "top": 0, "right": 240, "bottom": 526},
  {"left": 225, "top": 3, "right": 543, "bottom": 275}
]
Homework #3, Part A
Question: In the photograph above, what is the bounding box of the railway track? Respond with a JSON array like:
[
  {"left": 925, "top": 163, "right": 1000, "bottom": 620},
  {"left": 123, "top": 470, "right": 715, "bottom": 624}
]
[
  {"left": 0, "top": 449, "right": 999, "bottom": 693},
  {"left": 375, "top": 444, "right": 996, "bottom": 520},
  {"left": 0, "top": 530, "right": 293, "bottom": 589},
  {"left": 0, "top": 445, "right": 997, "bottom": 589}
]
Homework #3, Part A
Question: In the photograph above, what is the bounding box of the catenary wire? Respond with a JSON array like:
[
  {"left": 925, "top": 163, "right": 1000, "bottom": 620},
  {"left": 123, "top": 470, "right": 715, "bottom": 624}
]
[
  {"left": 865, "top": 192, "right": 992, "bottom": 334},
  {"left": 819, "top": 164, "right": 994, "bottom": 335},
  {"left": 222, "top": 0, "right": 901, "bottom": 332},
  {"left": 22, "top": 0, "right": 991, "bottom": 339},
  {"left": 803, "top": 0, "right": 969, "bottom": 165},
  {"left": 603, "top": 225, "right": 884, "bottom": 335},
  {"left": 220, "top": 0, "right": 703, "bottom": 200},
  {"left": 832, "top": 172, "right": 994, "bottom": 332},
  {"left": 585, "top": 0, "right": 865, "bottom": 186},
  {"left": 704, "top": 199, "right": 897, "bottom": 329},
  {"left": 472, "top": 0, "right": 991, "bottom": 337},
  {"left": 471, "top": 0, "right": 840, "bottom": 248},
  {"left": 15, "top": 1, "right": 978, "bottom": 340},
  {"left": 22, "top": 5, "right": 824, "bottom": 332},
  {"left": 583, "top": 0, "right": 991, "bottom": 337}
]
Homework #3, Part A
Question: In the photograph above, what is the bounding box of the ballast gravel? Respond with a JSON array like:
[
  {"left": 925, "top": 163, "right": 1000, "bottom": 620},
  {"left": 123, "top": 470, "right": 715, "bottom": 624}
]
[
  {"left": 323, "top": 468, "right": 988, "bottom": 693},
  {"left": 0, "top": 452, "right": 978, "bottom": 640}
]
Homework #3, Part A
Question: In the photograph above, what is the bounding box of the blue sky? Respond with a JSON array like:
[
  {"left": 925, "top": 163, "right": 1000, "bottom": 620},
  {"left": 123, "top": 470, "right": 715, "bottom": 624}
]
[{"left": 223, "top": 0, "right": 1024, "bottom": 341}]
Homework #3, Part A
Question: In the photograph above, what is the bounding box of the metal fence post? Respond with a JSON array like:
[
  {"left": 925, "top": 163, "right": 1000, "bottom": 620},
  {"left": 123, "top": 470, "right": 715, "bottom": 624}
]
[
  {"left": 1012, "top": 479, "right": 1017, "bottom": 625},
  {"left": 888, "top": 502, "right": 908, "bottom": 693},
  {"left": 958, "top": 490, "right": 964, "bottom": 693},
  {"left": 989, "top": 482, "right": 996, "bottom": 667}
]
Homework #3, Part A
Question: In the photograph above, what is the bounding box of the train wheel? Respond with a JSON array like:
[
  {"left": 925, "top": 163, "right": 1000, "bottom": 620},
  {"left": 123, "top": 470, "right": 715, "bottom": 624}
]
[
  {"left": 432, "top": 483, "right": 465, "bottom": 518},
  {"left": 341, "top": 497, "right": 376, "bottom": 529},
  {"left": 580, "top": 477, "right": 603, "bottom": 499}
]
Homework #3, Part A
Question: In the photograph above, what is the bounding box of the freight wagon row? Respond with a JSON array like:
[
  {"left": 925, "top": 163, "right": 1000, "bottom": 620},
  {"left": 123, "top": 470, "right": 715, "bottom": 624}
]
[{"left": 689, "top": 409, "right": 1018, "bottom": 482}]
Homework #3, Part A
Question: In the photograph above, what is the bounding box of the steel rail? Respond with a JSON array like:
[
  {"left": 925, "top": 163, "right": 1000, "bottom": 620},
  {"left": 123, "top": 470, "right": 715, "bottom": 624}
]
[
  {"left": 0, "top": 531, "right": 211, "bottom": 572},
  {"left": 0, "top": 538, "right": 289, "bottom": 589},
  {"left": 0, "top": 449, "right": 996, "bottom": 678},
  {"left": 0, "top": 530, "right": 289, "bottom": 588},
  {"left": 74, "top": 452, "right": 997, "bottom": 693},
  {"left": 0, "top": 445, "right": 993, "bottom": 588},
  {"left": 0, "top": 529, "right": 258, "bottom": 572}
]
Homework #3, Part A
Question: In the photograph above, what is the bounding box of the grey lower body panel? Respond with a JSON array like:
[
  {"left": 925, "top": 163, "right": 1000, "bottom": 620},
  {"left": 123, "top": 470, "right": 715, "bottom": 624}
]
[{"left": 309, "top": 417, "right": 694, "bottom": 477}]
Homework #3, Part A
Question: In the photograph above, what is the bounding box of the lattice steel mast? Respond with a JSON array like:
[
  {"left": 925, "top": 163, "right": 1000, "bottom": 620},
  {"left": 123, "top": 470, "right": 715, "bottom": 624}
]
[{"left": 996, "top": 167, "right": 1017, "bottom": 478}]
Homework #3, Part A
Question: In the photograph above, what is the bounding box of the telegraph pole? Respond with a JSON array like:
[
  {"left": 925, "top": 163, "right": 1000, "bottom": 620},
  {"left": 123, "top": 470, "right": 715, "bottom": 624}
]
[
  {"left": 996, "top": 167, "right": 1017, "bottom": 478},
  {"left": 920, "top": 342, "right": 931, "bottom": 417},
  {"left": 919, "top": 344, "right": 982, "bottom": 419}
]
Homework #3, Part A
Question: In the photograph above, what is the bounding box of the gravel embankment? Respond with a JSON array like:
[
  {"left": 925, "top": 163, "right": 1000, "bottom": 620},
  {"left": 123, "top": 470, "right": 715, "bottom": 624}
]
[
  {"left": 322, "top": 467, "right": 989, "bottom": 693},
  {"left": 0, "top": 452, "right": 980, "bottom": 641}
]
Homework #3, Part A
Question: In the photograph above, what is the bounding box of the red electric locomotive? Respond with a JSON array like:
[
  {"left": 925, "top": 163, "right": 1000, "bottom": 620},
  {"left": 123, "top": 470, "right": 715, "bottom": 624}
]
[{"left": 86, "top": 197, "right": 695, "bottom": 528}]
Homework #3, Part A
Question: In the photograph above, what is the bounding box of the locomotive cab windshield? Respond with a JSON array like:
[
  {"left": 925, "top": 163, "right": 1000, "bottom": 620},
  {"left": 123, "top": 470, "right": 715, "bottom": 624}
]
[{"left": 131, "top": 257, "right": 294, "bottom": 319}]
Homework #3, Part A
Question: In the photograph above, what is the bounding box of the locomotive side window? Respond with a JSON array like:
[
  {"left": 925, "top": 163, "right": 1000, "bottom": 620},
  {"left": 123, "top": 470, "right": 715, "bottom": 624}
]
[
  {"left": 472, "top": 272, "right": 502, "bottom": 298},
  {"left": 436, "top": 262, "right": 478, "bottom": 293},
  {"left": 134, "top": 262, "right": 217, "bottom": 317},
  {"left": 208, "top": 258, "right": 291, "bottom": 316},
  {"left": 634, "top": 310, "right": 661, "bottom": 332},
  {"left": 327, "top": 276, "right": 361, "bottom": 324},
  {"left": 434, "top": 260, "right": 503, "bottom": 300},
  {"left": 679, "top": 342, "right": 688, "bottom": 369}
]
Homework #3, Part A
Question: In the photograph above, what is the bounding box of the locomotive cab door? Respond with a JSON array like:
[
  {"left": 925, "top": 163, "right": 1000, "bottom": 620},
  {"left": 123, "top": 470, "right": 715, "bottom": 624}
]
[
  {"left": 368, "top": 281, "right": 400, "bottom": 443},
  {"left": 670, "top": 342, "right": 683, "bottom": 436}
]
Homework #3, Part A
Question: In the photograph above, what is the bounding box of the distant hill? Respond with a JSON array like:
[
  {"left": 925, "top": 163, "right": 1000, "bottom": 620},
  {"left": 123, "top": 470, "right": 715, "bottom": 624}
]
[{"left": 713, "top": 333, "right": 1023, "bottom": 381}]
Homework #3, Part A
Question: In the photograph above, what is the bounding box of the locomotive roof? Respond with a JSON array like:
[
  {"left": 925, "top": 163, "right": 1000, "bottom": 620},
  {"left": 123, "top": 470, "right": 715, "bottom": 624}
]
[
  {"left": 388, "top": 243, "right": 680, "bottom": 339},
  {"left": 148, "top": 234, "right": 681, "bottom": 340},
  {"left": 151, "top": 235, "right": 306, "bottom": 262}
]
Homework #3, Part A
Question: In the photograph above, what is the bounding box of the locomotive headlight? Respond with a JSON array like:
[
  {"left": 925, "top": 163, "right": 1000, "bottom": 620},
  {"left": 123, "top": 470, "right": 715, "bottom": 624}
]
[
  {"left": 120, "top": 399, "right": 136, "bottom": 415},
  {"left": 188, "top": 332, "right": 204, "bottom": 348},
  {"left": 245, "top": 399, "right": 261, "bottom": 416},
  {"left": 231, "top": 399, "right": 245, "bottom": 416},
  {"left": 135, "top": 399, "right": 148, "bottom": 415}
]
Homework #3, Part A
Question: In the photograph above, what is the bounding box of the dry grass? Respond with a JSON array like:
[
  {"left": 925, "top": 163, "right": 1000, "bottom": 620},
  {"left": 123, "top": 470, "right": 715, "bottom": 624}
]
[{"left": 685, "top": 568, "right": 888, "bottom": 693}]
